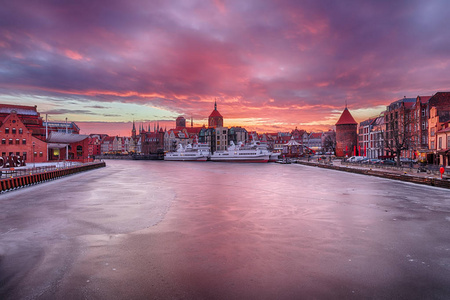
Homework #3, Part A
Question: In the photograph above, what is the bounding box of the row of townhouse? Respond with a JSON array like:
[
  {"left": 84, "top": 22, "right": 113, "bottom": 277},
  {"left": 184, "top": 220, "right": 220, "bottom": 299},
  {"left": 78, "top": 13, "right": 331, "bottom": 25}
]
[{"left": 357, "top": 92, "right": 450, "bottom": 165}]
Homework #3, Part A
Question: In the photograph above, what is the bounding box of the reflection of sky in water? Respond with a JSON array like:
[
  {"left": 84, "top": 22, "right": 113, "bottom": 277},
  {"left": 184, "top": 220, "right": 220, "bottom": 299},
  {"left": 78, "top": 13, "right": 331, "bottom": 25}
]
[{"left": 1, "top": 160, "right": 449, "bottom": 299}]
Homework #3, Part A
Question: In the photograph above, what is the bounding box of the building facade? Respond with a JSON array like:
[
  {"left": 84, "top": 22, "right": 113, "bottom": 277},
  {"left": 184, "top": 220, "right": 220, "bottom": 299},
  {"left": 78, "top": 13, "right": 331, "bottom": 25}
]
[{"left": 335, "top": 107, "right": 358, "bottom": 157}]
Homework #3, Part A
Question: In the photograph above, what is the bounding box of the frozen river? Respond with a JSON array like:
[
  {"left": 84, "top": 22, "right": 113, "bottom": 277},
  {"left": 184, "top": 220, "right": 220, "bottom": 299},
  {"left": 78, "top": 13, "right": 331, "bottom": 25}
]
[{"left": 1, "top": 160, "right": 449, "bottom": 299}]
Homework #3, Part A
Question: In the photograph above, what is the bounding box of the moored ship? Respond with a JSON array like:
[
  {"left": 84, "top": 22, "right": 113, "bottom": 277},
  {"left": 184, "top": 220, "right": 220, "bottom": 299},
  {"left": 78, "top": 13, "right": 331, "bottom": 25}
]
[
  {"left": 210, "top": 141, "right": 270, "bottom": 163},
  {"left": 164, "top": 143, "right": 210, "bottom": 161}
]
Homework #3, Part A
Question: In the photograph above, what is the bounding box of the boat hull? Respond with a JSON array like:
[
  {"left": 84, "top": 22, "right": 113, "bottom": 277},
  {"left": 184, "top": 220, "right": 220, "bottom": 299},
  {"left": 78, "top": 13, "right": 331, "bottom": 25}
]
[
  {"left": 164, "top": 154, "right": 208, "bottom": 161},
  {"left": 210, "top": 154, "right": 270, "bottom": 163}
]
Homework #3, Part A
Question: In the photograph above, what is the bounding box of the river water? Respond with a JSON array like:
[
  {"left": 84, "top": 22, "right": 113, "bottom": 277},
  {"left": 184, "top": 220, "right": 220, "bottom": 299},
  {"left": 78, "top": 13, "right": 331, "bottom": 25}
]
[{"left": 0, "top": 160, "right": 449, "bottom": 299}]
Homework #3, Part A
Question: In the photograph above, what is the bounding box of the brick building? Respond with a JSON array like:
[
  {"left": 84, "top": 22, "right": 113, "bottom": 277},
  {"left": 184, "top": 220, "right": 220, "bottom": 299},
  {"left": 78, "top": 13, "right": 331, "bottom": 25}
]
[
  {"left": 208, "top": 101, "right": 223, "bottom": 128},
  {"left": 335, "top": 107, "right": 358, "bottom": 157},
  {"left": 0, "top": 109, "right": 47, "bottom": 163},
  {"left": 0, "top": 104, "right": 90, "bottom": 163}
]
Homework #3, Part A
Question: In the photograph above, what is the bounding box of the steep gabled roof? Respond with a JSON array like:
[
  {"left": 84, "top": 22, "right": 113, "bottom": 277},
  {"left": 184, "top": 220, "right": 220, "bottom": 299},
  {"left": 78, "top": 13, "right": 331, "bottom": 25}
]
[{"left": 336, "top": 108, "right": 357, "bottom": 125}]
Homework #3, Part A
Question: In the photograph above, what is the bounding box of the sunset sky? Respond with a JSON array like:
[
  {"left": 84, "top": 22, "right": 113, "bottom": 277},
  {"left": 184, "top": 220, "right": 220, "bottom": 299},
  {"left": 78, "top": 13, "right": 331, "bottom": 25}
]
[{"left": 1, "top": 0, "right": 449, "bottom": 136}]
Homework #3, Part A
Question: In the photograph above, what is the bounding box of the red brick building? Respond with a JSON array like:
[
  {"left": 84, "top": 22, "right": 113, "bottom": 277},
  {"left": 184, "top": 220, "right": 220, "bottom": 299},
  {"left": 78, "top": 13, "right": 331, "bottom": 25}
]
[
  {"left": 0, "top": 109, "right": 47, "bottom": 163},
  {"left": 335, "top": 107, "right": 358, "bottom": 157},
  {"left": 208, "top": 101, "right": 223, "bottom": 128},
  {"left": 0, "top": 103, "right": 90, "bottom": 164}
]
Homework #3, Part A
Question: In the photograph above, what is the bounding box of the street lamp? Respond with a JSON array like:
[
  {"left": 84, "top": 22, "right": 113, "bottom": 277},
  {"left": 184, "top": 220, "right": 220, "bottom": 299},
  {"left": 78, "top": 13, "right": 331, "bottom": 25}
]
[{"left": 32, "top": 142, "right": 35, "bottom": 169}]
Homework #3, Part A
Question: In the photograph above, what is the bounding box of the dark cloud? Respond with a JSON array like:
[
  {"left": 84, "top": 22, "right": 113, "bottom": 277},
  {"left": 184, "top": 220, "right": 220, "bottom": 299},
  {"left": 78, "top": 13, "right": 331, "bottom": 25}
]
[
  {"left": 1, "top": 0, "right": 449, "bottom": 130},
  {"left": 41, "top": 109, "right": 97, "bottom": 115}
]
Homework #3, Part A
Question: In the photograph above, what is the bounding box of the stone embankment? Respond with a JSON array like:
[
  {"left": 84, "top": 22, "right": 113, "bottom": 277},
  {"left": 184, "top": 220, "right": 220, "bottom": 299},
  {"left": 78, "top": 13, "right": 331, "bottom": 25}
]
[
  {"left": 0, "top": 162, "right": 106, "bottom": 193},
  {"left": 297, "top": 160, "right": 450, "bottom": 189}
]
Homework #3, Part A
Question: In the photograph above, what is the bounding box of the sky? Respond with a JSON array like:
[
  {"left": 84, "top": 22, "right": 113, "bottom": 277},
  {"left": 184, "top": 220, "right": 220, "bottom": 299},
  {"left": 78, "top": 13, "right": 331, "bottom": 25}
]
[{"left": 1, "top": 0, "right": 449, "bottom": 136}]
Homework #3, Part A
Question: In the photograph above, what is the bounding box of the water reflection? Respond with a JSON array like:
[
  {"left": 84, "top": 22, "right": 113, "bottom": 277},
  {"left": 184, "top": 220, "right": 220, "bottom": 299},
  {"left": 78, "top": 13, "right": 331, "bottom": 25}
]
[{"left": 1, "top": 160, "right": 449, "bottom": 299}]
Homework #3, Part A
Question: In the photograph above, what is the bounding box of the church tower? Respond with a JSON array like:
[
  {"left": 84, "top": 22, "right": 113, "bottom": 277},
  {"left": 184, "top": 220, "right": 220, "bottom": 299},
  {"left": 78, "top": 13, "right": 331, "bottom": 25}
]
[
  {"left": 208, "top": 100, "right": 223, "bottom": 128},
  {"left": 131, "top": 120, "right": 136, "bottom": 139}
]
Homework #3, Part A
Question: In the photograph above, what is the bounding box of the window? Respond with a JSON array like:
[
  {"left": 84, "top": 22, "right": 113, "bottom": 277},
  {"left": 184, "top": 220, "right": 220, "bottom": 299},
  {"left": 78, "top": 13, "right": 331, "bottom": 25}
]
[
  {"left": 23, "top": 152, "right": 27, "bottom": 161},
  {"left": 9, "top": 139, "right": 13, "bottom": 145},
  {"left": 22, "top": 139, "right": 26, "bottom": 145},
  {"left": 2, "top": 152, "right": 5, "bottom": 156},
  {"left": 16, "top": 152, "right": 20, "bottom": 156},
  {"left": 438, "top": 137, "right": 442, "bottom": 149},
  {"left": 1, "top": 139, "right": 5, "bottom": 144},
  {"left": 12, "top": 128, "right": 16, "bottom": 134},
  {"left": 5, "top": 128, "right": 9, "bottom": 134},
  {"left": 39, "top": 152, "right": 43, "bottom": 157},
  {"left": 77, "top": 145, "right": 83, "bottom": 156},
  {"left": 19, "top": 128, "right": 23, "bottom": 134},
  {"left": 422, "top": 109, "right": 426, "bottom": 117},
  {"left": 15, "top": 139, "right": 20, "bottom": 145}
]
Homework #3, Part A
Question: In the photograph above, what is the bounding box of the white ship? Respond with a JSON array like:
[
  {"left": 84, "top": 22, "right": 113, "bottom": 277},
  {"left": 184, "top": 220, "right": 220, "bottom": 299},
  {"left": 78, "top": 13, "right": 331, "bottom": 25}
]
[
  {"left": 164, "top": 143, "right": 210, "bottom": 161},
  {"left": 210, "top": 141, "right": 270, "bottom": 163}
]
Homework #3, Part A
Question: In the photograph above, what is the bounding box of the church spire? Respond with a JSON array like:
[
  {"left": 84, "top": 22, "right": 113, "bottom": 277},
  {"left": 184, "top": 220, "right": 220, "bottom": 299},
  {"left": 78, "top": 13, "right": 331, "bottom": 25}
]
[{"left": 214, "top": 99, "right": 217, "bottom": 111}]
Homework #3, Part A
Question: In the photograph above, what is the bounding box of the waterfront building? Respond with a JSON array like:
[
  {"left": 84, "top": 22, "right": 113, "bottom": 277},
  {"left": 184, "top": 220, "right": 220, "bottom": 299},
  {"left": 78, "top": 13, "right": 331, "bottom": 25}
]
[
  {"left": 0, "top": 108, "right": 47, "bottom": 162},
  {"left": 291, "top": 128, "right": 308, "bottom": 145},
  {"left": 273, "top": 136, "right": 291, "bottom": 153},
  {"left": 335, "top": 107, "right": 358, "bottom": 157},
  {"left": 427, "top": 92, "right": 450, "bottom": 164},
  {"left": 215, "top": 127, "right": 229, "bottom": 151},
  {"left": 0, "top": 103, "right": 90, "bottom": 163},
  {"left": 368, "top": 116, "right": 385, "bottom": 159},
  {"left": 101, "top": 136, "right": 118, "bottom": 154},
  {"left": 228, "top": 127, "right": 248, "bottom": 145},
  {"left": 435, "top": 120, "right": 450, "bottom": 166},
  {"left": 164, "top": 128, "right": 189, "bottom": 152},
  {"left": 307, "top": 132, "right": 324, "bottom": 153},
  {"left": 88, "top": 134, "right": 103, "bottom": 157},
  {"left": 358, "top": 118, "right": 376, "bottom": 157},
  {"left": 411, "top": 95, "right": 432, "bottom": 161},
  {"left": 141, "top": 128, "right": 164, "bottom": 155},
  {"left": 384, "top": 97, "right": 417, "bottom": 159}
]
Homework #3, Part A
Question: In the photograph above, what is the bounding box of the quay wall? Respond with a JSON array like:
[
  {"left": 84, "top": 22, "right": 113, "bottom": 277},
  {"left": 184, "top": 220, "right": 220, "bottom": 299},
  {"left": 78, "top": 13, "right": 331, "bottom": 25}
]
[
  {"left": 297, "top": 161, "right": 450, "bottom": 189},
  {"left": 0, "top": 162, "right": 106, "bottom": 193}
]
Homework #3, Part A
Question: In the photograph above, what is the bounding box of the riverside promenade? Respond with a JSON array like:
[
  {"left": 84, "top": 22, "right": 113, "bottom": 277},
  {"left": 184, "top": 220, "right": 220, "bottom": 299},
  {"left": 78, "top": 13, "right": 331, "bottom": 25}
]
[
  {"left": 297, "top": 158, "right": 450, "bottom": 189},
  {"left": 0, "top": 161, "right": 106, "bottom": 193}
]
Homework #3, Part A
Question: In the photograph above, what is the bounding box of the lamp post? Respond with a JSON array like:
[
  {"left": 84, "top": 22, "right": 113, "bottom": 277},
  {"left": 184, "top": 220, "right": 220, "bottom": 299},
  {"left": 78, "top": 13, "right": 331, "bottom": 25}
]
[{"left": 32, "top": 142, "right": 35, "bottom": 169}]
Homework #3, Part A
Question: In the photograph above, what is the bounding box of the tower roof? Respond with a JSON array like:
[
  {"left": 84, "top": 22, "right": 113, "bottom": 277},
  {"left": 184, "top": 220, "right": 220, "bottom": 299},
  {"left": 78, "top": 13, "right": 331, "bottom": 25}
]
[
  {"left": 336, "top": 108, "right": 357, "bottom": 125},
  {"left": 209, "top": 100, "right": 223, "bottom": 118}
]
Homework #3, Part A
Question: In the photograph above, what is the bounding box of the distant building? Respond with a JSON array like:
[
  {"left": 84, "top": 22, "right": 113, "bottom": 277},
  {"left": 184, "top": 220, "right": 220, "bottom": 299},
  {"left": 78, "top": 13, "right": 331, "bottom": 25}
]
[
  {"left": 176, "top": 116, "right": 186, "bottom": 129},
  {"left": 335, "top": 106, "right": 358, "bottom": 157},
  {"left": 307, "top": 132, "right": 324, "bottom": 152},
  {"left": 208, "top": 101, "right": 223, "bottom": 128},
  {"left": 229, "top": 127, "right": 248, "bottom": 145}
]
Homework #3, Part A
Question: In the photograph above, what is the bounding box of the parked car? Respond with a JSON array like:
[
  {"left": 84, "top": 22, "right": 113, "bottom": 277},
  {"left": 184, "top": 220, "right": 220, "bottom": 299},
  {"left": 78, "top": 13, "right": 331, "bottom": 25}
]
[
  {"left": 400, "top": 158, "right": 416, "bottom": 165},
  {"left": 347, "top": 156, "right": 364, "bottom": 162},
  {"left": 380, "top": 159, "right": 396, "bottom": 165}
]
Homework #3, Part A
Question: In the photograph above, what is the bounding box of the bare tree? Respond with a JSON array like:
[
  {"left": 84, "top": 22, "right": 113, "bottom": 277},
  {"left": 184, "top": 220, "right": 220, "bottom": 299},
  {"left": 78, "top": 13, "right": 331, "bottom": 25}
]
[
  {"left": 383, "top": 108, "right": 413, "bottom": 167},
  {"left": 322, "top": 132, "right": 336, "bottom": 154}
]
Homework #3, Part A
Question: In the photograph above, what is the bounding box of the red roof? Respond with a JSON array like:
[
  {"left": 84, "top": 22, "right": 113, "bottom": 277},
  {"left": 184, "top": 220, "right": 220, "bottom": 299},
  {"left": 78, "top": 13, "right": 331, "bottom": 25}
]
[
  {"left": 417, "top": 96, "right": 432, "bottom": 103},
  {"left": 335, "top": 108, "right": 357, "bottom": 125},
  {"left": 209, "top": 109, "right": 222, "bottom": 118}
]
